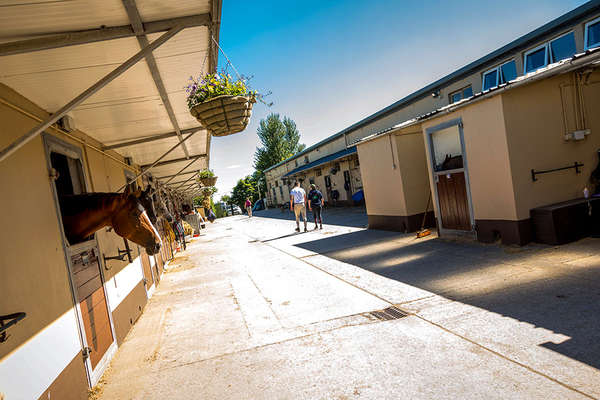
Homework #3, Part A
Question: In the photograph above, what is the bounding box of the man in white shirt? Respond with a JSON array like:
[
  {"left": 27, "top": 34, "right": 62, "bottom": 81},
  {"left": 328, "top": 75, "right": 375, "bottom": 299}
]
[{"left": 289, "top": 181, "right": 308, "bottom": 232}]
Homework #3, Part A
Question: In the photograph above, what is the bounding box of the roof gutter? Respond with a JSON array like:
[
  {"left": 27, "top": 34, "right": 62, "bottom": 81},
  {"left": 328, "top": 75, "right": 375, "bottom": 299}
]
[{"left": 355, "top": 50, "right": 600, "bottom": 146}]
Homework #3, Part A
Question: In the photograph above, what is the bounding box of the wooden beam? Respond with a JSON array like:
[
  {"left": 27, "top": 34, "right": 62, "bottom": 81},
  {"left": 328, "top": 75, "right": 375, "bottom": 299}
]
[
  {"left": 141, "top": 154, "right": 206, "bottom": 169},
  {"left": 0, "top": 14, "right": 210, "bottom": 57},
  {"left": 208, "top": 0, "right": 222, "bottom": 73},
  {"left": 122, "top": 0, "right": 190, "bottom": 158},
  {"left": 103, "top": 128, "right": 200, "bottom": 150},
  {"left": 154, "top": 170, "right": 198, "bottom": 180},
  {"left": 0, "top": 27, "right": 183, "bottom": 164}
]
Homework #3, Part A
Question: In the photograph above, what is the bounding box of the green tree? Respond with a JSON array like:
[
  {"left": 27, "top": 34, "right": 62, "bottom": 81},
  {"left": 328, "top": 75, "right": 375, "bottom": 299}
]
[
  {"left": 230, "top": 175, "right": 259, "bottom": 209},
  {"left": 253, "top": 113, "right": 305, "bottom": 175},
  {"left": 220, "top": 194, "right": 231, "bottom": 204}
]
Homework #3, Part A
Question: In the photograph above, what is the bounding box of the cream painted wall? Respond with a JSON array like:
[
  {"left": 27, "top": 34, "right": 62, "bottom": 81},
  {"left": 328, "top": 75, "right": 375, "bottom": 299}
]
[
  {"left": 357, "top": 135, "right": 408, "bottom": 216},
  {"left": 0, "top": 83, "right": 146, "bottom": 367},
  {"left": 395, "top": 132, "right": 431, "bottom": 216},
  {"left": 502, "top": 70, "right": 600, "bottom": 220},
  {"left": 0, "top": 86, "right": 76, "bottom": 361},
  {"left": 422, "top": 95, "right": 518, "bottom": 221}
]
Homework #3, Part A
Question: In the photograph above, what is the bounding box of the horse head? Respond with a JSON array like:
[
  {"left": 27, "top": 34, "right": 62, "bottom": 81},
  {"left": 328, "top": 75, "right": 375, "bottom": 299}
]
[
  {"left": 112, "top": 186, "right": 162, "bottom": 255},
  {"left": 135, "top": 185, "right": 158, "bottom": 225}
]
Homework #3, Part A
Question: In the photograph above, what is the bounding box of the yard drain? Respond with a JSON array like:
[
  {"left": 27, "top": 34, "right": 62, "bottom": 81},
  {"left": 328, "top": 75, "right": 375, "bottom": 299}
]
[{"left": 367, "top": 306, "right": 408, "bottom": 321}]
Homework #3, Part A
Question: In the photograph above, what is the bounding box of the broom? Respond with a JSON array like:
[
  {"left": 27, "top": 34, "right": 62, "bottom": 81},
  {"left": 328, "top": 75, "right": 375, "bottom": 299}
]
[{"left": 416, "top": 190, "right": 432, "bottom": 238}]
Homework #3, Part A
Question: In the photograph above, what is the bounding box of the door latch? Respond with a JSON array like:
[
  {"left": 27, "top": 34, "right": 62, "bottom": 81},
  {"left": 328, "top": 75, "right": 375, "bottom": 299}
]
[{"left": 82, "top": 346, "right": 92, "bottom": 360}]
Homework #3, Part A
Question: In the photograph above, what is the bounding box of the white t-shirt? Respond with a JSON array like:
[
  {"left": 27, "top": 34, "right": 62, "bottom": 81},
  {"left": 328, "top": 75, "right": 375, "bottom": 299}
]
[{"left": 290, "top": 187, "right": 306, "bottom": 204}]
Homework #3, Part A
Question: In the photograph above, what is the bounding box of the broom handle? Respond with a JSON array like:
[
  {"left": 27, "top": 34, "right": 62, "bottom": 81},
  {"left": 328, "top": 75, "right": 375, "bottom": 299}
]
[{"left": 420, "top": 190, "right": 432, "bottom": 231}]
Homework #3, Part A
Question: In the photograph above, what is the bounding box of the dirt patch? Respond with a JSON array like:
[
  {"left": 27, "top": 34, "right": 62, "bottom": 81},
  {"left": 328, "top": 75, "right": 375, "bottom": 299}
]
[{"left": 165, "top": 262, "right": 198, "bottom": 273}]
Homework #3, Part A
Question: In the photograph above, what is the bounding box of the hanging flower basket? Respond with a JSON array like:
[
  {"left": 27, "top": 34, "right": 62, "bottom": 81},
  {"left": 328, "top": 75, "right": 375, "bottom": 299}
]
[
  {"left": 190, "top": 95, "right": 256, "bottom": 137},
  {"left": 186, "top": 72, "right": 263, "bottom": 137},
  {"left": 198, "top": 176, "right": 218, "bottom": 186}
]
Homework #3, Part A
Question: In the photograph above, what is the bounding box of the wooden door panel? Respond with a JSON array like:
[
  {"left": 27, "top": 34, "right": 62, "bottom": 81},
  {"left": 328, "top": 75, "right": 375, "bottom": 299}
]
[
  {"left": 140, "top": 249, "right": 154, "bottom": 287},
  {"left": 70, "top": 247, "right": 114, "bottom": 369},
  {"left": 436, "top": 172, "right": 471, "bottom": 231},
  {"left": 80, "top": 287, "right": 112, "bottom": 368}
]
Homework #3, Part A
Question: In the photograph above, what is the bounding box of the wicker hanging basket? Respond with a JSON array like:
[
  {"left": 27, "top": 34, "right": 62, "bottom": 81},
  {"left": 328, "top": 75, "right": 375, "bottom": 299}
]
[
  {"left": 198, "top": 176, "right": 217, "bottom": 186},
  {"left": 190, "top": 95, "right": 256, "bottom": 137}
]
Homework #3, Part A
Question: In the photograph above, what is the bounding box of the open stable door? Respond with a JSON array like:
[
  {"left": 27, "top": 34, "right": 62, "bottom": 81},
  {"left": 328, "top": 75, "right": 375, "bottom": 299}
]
[
  {"left": 426, "top": 120, "right": 474, "bottom": 234},
  {"left": 43, "top": 135, "right": 116, "bottom": 385},
  {"left": 435, "top": 172, "right": 471, "bottom": 230},
  {"left": 69, "top": 242, "right": 114, "bottom": 369}
]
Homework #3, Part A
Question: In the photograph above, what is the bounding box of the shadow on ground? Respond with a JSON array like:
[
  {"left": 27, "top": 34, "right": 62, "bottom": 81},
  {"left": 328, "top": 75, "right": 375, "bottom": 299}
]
[
  {"left": 253, "top": 206, "right": 368, "bottom": 228},
  {"left": 295, "top": 230, "right": 600, "bottom": 370}
]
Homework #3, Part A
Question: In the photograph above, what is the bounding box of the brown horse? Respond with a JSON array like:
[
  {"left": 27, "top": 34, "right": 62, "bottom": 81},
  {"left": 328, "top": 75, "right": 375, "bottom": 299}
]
[{"left": 59, "top": 186, "right": 162, "bottom": 255}]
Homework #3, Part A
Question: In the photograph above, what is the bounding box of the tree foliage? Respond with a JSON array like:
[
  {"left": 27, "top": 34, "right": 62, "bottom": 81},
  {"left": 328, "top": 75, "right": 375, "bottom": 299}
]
[
  {"left": 253, "top": 113, "right": 305, "bottom": 174},
  {"left": 230, "top": 175, "right": 259, "bottom": 208}
]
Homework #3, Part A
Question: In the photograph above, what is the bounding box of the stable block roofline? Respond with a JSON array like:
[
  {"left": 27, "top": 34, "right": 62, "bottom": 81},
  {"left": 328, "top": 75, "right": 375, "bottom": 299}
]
[{"left": 264, "top": 0, "right": 600, "bottom": 173}]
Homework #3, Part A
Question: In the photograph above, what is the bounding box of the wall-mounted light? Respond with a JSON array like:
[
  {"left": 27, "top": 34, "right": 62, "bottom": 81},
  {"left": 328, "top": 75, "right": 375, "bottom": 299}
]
[{"left": 431, "top": 90, "right": 440, "bottom": 98}]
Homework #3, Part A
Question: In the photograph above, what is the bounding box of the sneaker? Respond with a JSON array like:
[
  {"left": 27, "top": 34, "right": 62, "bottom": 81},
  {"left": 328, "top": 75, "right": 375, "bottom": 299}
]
[
  {"left": 314, "top": 225, "right": 318, "bottom": 230},
  {"left": 304, "top": 227, "right": 308, "bottom": 232},
  {"left": 295, "top": 227, "right": 300, "bottom": 232},
  {"left": 320, "top": 225, "right": 323, "bottom": 230}
]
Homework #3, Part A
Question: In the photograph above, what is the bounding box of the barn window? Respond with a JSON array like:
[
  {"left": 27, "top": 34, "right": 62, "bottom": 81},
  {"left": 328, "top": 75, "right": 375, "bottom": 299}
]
[
  {"left": 525, "top": 32, "right": 575, "bottom": 74},
  {"left": 524, "top": 44, "right": 547, "bottom": 73},
  {"left": 449, "top": 86, "right": 473, "bottom": 104},
  {"left": 585, "top": 17, "right": 600, "bottom": 50},
  {"left": 482, "top": 60, "right": 517, "bottom": 91},
  {"left": 549, "top": 32, "right": 576, "bottom": 62}
]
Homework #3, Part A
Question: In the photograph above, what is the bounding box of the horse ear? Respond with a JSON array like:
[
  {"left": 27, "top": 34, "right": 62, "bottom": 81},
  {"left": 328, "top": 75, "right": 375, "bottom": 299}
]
[
  {"left": 143, "top": 185, "right": 151, "bottom": 196},
  {"left": 123, "top": 185, "right": 131, "bottom": 197}
]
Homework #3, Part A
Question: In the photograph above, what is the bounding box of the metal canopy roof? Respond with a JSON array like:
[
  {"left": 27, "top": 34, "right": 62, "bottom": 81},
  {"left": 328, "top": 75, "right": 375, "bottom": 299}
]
[{"left": 0, "top": 0, "right": 222, "bottom": 196}]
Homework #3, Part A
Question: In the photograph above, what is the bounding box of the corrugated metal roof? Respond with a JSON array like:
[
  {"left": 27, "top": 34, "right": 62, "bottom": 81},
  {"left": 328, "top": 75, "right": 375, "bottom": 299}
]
[
  {"left": 283, "top": 146, "right": 357, "bottom": 177},
  {"left": 0, "top": 0, "right": 218, "bottom": 193},
  {"left": 265, "top": 0, "right": 600, "bottom": 173}
]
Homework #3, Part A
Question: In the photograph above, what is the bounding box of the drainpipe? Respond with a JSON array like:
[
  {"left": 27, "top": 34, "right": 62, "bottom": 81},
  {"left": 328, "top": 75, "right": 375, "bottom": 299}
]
[{"left": 388, "top": 134, "right": 397, "bottom": 170}]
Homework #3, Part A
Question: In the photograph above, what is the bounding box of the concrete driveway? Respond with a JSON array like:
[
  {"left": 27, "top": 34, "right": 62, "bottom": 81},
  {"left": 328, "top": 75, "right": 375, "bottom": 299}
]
[{"left": 96, "top": 208, "right": 600, "bottom": 399}]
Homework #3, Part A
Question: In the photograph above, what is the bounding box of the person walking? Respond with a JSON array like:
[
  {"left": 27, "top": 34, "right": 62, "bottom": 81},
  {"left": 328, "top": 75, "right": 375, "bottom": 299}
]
[
  {"left": 289, "top": 181, "right": 308, "bottom": 232},
  {"left": 245, "top": 198, "right": 252, "bottom": 218},
  {"left": 307, "top": 184, "right": 324, "bottom": 230}
]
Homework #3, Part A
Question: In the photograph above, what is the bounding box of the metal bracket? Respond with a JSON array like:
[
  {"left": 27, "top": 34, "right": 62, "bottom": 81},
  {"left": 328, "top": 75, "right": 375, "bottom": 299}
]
[
  {"left": 0, "top": 312, "right": 27, "bottom": 343},
  {"left": 103, "top": 248, "right": 131, "bottom": 263}
]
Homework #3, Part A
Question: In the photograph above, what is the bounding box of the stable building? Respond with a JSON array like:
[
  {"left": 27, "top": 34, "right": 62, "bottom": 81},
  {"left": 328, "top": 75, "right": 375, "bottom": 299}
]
[
  {"left": 0, "top": 1, "right": 221, "bottom": 399},
  {"left": 265, "top": 1, "right": 600, "bottom": 225},
  {"left": 355, "top": 4, "right": 600, "bottom": 244}
]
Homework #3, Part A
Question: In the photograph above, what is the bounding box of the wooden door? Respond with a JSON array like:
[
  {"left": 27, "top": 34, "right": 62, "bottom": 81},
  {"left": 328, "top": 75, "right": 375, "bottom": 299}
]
[
  {"left": 436, "top": 172, "right": 471, "bottom": 231},
  {"left": 324, "top": 175, "right": 332, "bottom": 203},
  {"left": 140, "top": 249, "right": 154, "bottom": 288},
  {"left": 70, "top": 246, "right": 113, "bottom": 369},
  {"left": 343, "top": 170, "right": 352, "bottom": 200}
]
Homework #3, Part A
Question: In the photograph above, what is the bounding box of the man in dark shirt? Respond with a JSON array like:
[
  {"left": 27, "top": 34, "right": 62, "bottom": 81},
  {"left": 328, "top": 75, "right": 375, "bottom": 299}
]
[{"left": 307, "top": 184, "right": 324, "bottom": 230}]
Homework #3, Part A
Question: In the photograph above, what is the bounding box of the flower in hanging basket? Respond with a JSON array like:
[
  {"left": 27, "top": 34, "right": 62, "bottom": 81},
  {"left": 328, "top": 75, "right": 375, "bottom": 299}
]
[
  {"left": 186, "top": 72, "right": 260, "bottom": 137},
  {"left": 197, "top": 169, "right": 218, "bottom": 186}
]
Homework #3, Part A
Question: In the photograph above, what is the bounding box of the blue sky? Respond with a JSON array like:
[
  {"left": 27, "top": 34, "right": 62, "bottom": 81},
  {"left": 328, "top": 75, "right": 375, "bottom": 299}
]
[{"left": 210, "top": 0, "right": 588, "bottom": 197}]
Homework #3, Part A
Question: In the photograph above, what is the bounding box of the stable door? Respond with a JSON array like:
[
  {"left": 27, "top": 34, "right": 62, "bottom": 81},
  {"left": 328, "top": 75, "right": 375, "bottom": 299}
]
[
  {"left": 426, "top": 120, "right": 474, "bottom": 233},
  {"left": 44, "top": 135, "right": 116, "bottom": 385}
]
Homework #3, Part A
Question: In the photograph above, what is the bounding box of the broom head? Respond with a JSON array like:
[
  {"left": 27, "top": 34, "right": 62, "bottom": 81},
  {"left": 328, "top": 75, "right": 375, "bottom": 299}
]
[{"left": 416, "top": 229, "right": 431, "bottom": 238}]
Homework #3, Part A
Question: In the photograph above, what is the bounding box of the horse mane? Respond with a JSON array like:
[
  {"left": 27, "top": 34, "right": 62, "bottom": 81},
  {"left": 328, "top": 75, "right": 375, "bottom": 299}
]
[{"left": 58, "top": 192, "right": 123, "bottom": 217}]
